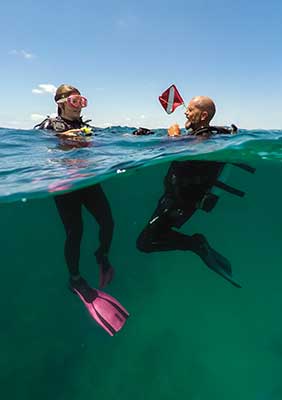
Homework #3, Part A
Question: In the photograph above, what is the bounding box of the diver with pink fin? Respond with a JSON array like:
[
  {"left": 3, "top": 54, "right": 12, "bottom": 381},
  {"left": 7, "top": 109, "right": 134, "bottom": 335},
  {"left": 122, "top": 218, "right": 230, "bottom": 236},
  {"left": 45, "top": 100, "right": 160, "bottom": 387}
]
[{"left": 35, "top": 84, "right": 129, "bottom": 336}]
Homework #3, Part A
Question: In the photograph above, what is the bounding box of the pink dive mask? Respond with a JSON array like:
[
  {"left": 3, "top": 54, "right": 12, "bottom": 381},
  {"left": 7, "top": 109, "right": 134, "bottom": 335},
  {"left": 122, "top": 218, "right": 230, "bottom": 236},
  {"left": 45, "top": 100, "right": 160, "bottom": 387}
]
[{"left": 57, "top": 94, "right": 88, "bottom": 109}]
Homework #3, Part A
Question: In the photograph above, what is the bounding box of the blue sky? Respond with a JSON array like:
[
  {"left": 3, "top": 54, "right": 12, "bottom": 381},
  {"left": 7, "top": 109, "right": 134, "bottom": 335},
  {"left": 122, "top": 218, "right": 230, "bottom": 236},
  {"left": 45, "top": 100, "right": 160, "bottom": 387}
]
[{"left": 0, "top": 0, "right": 281, "bottom": 129}]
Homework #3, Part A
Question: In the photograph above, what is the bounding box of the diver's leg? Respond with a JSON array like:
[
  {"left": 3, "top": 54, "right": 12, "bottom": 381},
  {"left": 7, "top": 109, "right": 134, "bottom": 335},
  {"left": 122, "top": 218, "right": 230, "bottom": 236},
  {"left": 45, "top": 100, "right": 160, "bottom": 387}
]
[
  {"left": 137, "top": 224, "right": 201, "bottom": 252},
  {"left": 81, "top": 184, "right": 114, "bottom": 288},
  {"left": 54, "top": 192, "right": 83, "bottom": 278},
  {"left": 137, "top": 194, "right": 198, "bottom": 252},
  {"left": 136, "top": 194, "right": 233, "bottom": 284}
]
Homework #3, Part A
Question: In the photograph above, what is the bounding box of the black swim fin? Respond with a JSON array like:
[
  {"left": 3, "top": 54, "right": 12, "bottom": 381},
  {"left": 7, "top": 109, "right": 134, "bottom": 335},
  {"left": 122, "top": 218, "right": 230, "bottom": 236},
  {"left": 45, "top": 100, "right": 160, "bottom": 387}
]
[{"left": 193, "top": 234, "right": 242, "bottom": 288}]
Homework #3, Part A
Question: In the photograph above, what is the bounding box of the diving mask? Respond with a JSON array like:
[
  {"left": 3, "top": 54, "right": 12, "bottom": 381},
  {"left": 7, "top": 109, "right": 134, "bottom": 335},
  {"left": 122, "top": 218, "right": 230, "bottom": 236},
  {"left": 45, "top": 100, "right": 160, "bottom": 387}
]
[{"left": 57, "top": 94, "right": 88, "bottom": 109}]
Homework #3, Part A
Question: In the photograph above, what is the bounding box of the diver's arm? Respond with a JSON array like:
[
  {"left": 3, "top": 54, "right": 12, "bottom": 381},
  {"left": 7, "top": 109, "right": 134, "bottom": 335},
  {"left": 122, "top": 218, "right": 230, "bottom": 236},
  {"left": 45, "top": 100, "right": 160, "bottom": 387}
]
[
  {"left": 56, "top": 129, "right": 82, "bottom": 137},
  {"left": 56, "top": 127, "right": 93, "bottom": 138}
]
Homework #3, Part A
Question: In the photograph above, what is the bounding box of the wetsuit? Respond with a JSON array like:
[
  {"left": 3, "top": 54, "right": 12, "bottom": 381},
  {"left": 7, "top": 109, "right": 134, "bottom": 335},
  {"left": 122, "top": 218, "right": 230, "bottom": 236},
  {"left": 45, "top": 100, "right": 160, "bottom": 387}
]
[
  {"left": 137, "top": 126, "right": 233, "bottom": 254},
  {"left": 34, "top": 115, "right": 93, "bottom": 132},
  {"left": 137, "top": 160, "right": 224, "bottom": 253},
  {"left": 35, "top": 116, "right": 114, "bottom": 277}
]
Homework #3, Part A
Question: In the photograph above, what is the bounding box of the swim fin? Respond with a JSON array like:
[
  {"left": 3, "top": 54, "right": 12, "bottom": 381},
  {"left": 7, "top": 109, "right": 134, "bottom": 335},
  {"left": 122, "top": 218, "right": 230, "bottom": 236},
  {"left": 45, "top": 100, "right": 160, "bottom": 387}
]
[
  {"left": 71, "top": 278, "right": 129, "bottom": 336},
  {"left": 193, "top": 234, "right": 242, "bottom": 288}
]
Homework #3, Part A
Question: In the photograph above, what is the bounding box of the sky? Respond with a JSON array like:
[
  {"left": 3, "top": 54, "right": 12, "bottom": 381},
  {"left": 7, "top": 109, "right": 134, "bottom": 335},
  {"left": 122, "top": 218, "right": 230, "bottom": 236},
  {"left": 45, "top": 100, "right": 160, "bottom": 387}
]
[{"left": 0, "top": 0, "right": 281, "bottom": 130}]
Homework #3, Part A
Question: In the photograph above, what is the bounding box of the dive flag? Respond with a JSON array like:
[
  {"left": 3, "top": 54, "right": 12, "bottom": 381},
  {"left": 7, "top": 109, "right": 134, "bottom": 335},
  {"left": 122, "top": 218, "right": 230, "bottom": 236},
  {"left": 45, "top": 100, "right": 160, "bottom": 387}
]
[{"left": 159, "top": 84, "right": 184, "bottom": 114}]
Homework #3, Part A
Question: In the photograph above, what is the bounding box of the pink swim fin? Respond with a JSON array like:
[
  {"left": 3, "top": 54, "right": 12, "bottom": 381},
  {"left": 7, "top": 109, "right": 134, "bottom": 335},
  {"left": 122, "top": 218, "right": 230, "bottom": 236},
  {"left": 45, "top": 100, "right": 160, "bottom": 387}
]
[{"left": 72, "top": 279, "right": 129, "bottom": 336}]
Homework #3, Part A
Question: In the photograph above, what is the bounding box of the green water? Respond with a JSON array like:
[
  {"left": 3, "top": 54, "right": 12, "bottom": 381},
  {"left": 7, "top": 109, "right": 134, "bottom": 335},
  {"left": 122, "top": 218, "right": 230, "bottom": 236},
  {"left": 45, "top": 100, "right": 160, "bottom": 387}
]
[{"left": 1, "top": 159, "right": 282, "bottom": 400}]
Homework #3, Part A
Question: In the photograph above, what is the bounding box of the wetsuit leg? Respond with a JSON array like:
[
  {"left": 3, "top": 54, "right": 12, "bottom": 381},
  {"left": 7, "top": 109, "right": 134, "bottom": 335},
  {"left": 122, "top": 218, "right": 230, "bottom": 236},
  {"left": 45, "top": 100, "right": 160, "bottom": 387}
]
[
  {"left": 54, "top": 191, "right": 83, "bottom": 277},
  {"left": 80, "top": 184, "right": 114, "bottom": 258},
  {"left": 136, "top": 186, "right": 234, "bottom": 286},
  {"left": 137, "top": 194, "right": 199, "bottom": 253}
]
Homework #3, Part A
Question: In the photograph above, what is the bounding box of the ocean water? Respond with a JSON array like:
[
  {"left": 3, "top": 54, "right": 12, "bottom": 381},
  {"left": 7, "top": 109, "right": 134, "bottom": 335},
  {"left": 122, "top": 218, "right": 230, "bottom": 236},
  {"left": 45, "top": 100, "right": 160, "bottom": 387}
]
[{"left": 1, "top": 127, "right": 282, "bottom": 400}]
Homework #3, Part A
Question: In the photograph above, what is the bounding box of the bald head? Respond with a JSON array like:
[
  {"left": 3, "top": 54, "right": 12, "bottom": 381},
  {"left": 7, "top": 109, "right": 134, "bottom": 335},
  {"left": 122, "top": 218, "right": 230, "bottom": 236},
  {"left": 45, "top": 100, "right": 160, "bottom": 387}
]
[
  {"left": 185, "top": 96, "right": 216, "bottom": 130},
  {"left": 191, "top": 96, "right": 216, "bottom": 122}
]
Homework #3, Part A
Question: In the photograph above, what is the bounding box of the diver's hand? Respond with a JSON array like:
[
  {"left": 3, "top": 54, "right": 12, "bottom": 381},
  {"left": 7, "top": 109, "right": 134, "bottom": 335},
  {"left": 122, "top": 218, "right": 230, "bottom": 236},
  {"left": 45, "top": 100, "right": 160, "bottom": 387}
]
[
  {"left": 57, "top": 129, "right": 83, "bottom": 137},
  {"left": 57, "top": 127, "right": 92, "bottom": 138},
  {"left": 167, "top": 124, "right": 181, "bottom": 137}
]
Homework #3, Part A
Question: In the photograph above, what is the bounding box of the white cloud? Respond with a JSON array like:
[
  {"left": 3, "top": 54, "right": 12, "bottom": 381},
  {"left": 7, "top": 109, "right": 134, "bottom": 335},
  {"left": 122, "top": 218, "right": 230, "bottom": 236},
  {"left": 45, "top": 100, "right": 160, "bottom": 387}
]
[
  {"left": 1, "top": 120, "right": 21, "bottom": 127},
  {"left": 9, "top": 49, "right": 36, "bottom": 59},
  {"left": 21, "top": 50, "right": 34, "bottom": 59},
  {"left": 30, "top": 113, "right": 46, "bottom": 121},
  {"left": 32, "top": 89, "right": 43, "bottom": 94},
  {"left": 32, "top": 84, "right": 57, "bottom": 95},
  {"left": 30, "top": 113, "right": 56, "bottom": 121},
  {"left": 39, "top": 84, "right": 57, "bottom": 94}
]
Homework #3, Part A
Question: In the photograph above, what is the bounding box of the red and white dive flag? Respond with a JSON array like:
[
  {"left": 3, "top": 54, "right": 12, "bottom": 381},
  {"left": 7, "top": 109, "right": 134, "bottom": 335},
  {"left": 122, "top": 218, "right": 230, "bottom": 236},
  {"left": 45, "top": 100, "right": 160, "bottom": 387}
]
[{"left": 159, "top": 84, "right": 184, "bottom": 114}]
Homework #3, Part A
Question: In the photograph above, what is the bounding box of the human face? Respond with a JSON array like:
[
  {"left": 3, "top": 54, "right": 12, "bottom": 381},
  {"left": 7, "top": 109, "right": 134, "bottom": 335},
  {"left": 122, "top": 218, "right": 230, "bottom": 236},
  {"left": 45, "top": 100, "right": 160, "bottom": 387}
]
[
  {"left": 58, "top": 93, "right": 87, "bottom": 121},
  {"left": 184, "top": 100, "right": 202, "bottom": 130}
]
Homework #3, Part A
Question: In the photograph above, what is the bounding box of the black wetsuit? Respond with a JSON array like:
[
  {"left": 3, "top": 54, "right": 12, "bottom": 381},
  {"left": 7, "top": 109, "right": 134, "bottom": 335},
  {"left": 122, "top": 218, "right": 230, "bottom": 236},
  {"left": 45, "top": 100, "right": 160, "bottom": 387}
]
[
  {"left": 137, "top": 126, "right": 232, "bottom": 254},
  {"left": 35, "top": 116, "right": 114, "bottom": 277}
]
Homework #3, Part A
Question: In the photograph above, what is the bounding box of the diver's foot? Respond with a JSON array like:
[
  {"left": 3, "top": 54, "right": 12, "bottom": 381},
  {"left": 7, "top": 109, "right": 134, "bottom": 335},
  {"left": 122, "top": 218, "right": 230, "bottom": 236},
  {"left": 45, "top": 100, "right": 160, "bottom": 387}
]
[
  {"left": 192, "top": 233, "right": 232, "bottom": 276},
  {"left": 95, "top": 252, "right": 115, "bottom": 289},
  {"left": 70, "top": 277, "right": 97, "bottom": 303}
]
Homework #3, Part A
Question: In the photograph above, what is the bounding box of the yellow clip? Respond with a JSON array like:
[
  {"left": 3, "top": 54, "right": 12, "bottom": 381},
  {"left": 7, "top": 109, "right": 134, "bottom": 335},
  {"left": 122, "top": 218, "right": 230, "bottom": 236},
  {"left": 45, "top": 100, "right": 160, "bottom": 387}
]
[{"left": 81, "top": 127, "right": 92, "bottom": 136}]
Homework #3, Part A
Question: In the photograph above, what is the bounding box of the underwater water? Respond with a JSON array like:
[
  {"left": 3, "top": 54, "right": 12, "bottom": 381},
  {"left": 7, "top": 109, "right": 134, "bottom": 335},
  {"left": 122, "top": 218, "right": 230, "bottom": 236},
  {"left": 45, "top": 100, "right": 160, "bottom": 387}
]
[{"left": 1, "top": 127, "right": 282, "bottom": 400}]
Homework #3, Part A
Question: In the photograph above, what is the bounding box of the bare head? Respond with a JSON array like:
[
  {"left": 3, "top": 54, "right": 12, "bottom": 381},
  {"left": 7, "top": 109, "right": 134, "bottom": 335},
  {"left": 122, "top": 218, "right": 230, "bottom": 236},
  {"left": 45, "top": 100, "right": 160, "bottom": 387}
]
[{"left": 185, "top": 96, "right": 216, "bottom": 130}]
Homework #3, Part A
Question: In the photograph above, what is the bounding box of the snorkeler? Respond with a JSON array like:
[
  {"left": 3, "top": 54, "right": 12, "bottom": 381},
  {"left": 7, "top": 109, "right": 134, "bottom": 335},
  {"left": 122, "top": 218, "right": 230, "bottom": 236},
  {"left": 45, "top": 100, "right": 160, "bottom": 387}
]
[
  {"left": 137, "top": 96, "right": 245, "bottom": 288},
  {"left": 35, "top": 85, "right": 129, "bottom": 335}
]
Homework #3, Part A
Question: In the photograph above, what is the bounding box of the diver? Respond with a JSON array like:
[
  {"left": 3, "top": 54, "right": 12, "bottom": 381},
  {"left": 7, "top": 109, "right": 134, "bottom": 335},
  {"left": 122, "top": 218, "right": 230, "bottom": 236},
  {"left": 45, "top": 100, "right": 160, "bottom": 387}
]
[
  {"left": 137, "top": 96, "right": 247, "bottom": 288},
  {"left": 34, "top": 85, "right": 128, "bottom": 335}
]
